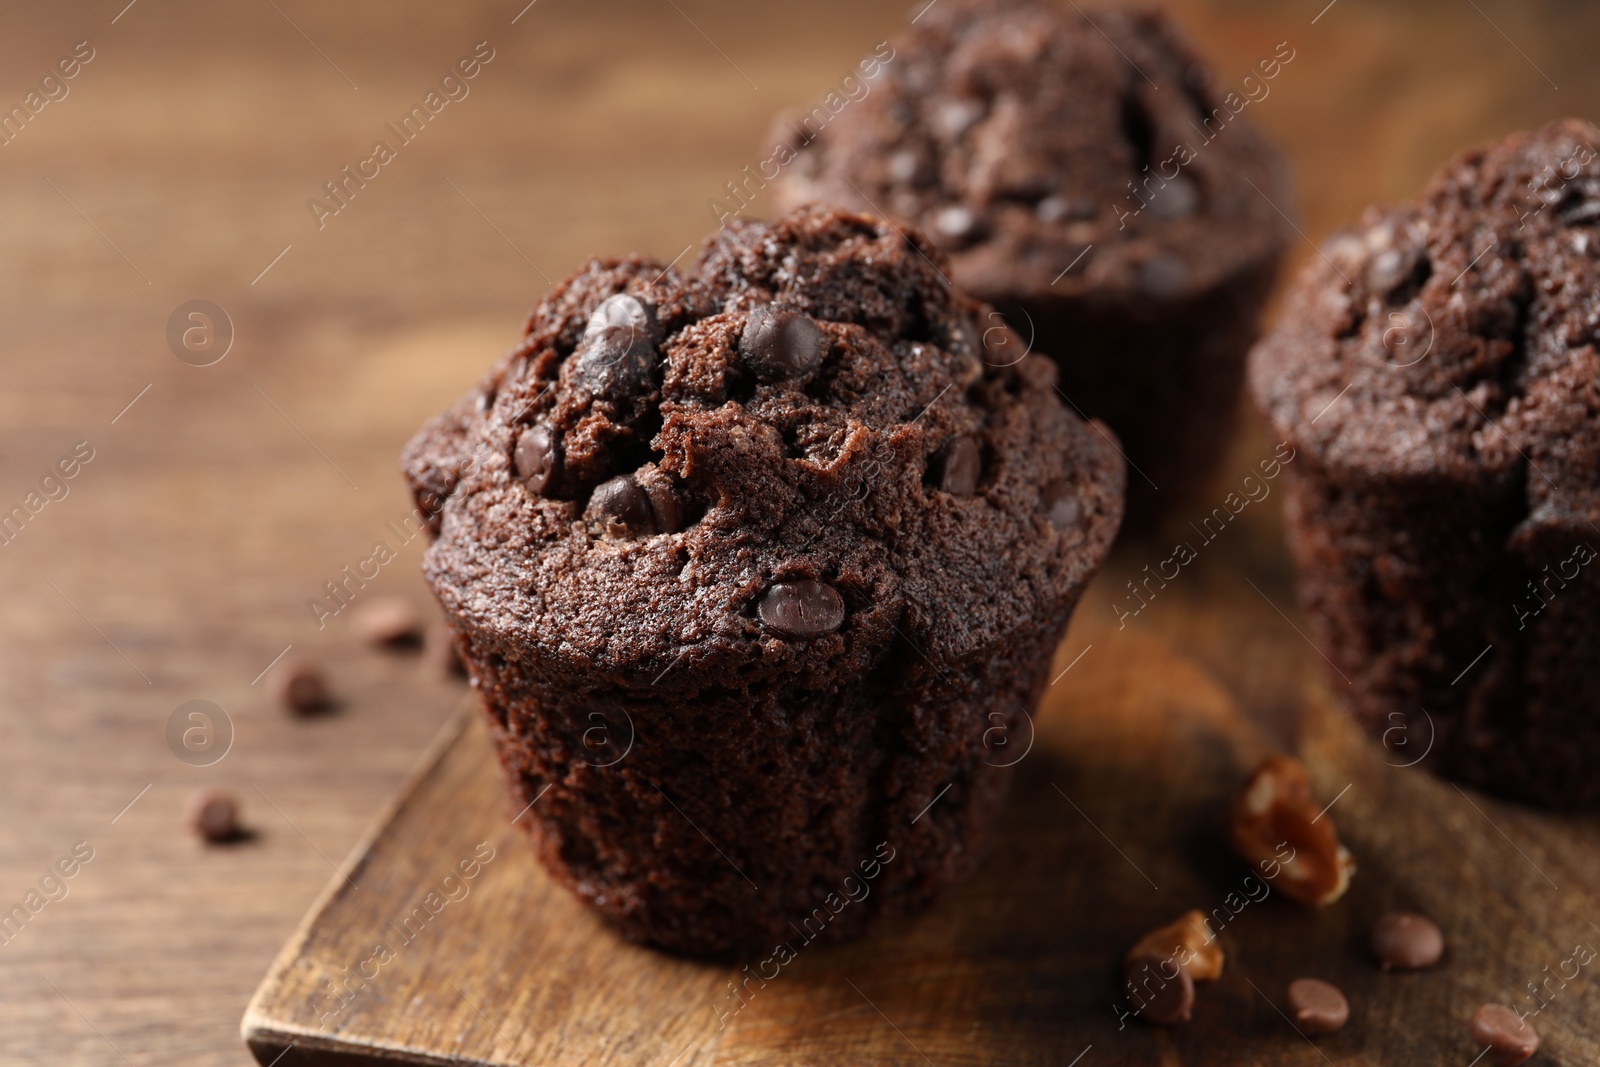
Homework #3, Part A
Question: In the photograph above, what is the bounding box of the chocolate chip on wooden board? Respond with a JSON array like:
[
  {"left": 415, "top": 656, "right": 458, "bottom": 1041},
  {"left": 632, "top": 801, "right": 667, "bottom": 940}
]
[
  {"left": 1471, "top": 1004, "right": 1539, "bottom": 1067},
  {"left": 1371, "top": 912, "right": 1444, "bottom": 970},
  {"left": 1286, "top": 978, "right": 1348, "bottom": 1036},
  {"left": 184, "top": 788, "right": 242, "bottom": 844},
  {"left": 270, "top": 656, "right": 330, "bottom": 715}
]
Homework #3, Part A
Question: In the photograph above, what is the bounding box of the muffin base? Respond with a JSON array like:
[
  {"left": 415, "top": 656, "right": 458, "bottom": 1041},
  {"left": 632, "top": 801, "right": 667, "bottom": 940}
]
[
  {"left": 460, "top": 620, "right": 1065, "bottom": 957},
  {"left": 1280, "top": 459, "right": 1600, "bottom": 807}
]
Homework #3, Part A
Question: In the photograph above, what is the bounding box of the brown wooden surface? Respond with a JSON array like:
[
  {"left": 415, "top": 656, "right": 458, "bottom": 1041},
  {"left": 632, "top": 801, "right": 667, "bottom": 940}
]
[{"left": 2, "top": 0, "right": 1598, "bottom": 1064}]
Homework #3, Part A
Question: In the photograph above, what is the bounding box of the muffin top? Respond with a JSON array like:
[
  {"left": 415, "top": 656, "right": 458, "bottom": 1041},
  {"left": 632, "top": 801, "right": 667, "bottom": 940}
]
[
  {"left": 403, "top": 206, "right": 1123, "bottom": 689},
  {"left": 771, "top": 0, "right": 1293, "bottom": 305},
  {"left": 1251, "top": 119, "right": 1600, "bottom": 538}
]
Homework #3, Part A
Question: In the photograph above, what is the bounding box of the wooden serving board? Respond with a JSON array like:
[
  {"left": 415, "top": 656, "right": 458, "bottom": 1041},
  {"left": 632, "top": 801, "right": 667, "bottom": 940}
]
[{"left": 241, "top": 522, "right": 1600, "bottom": 1066}]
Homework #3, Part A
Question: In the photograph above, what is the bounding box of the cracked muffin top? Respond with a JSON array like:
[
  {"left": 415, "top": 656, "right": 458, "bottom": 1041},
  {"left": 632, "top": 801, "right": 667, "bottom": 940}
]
[
  {"left": 1251, "top": 119, "right": 1600, "bottom": 537},
  {"left": 402, "top": 206, "right": 1123, "bottom": 689},
  {"left": 771, "top": 0, "right": 1293, "bottom": 305}
]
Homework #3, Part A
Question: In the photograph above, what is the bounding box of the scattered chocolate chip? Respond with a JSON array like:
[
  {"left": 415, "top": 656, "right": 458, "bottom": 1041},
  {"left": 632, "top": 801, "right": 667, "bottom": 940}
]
[
  {"left": 184, "top": 788, "right": 241, "bottom": 844},
  {"left": 424, "top": 622, "right": 467, "bottom": 678},
  {"left": 1286, "top": 978, "right": 1349, "bottom": 1035},
  {"left": 740, "top": 305, "right": 824, "bottom": 382},
  {"left": 1471, "top": 1004, "right": 1539, "bottom": 1067},
  {"left": 939, "top": 437, "right": 981, "bottom": 496},
  {"left": 1140, "top": 253, "right": 1190, "bottom": 299},
  {"left": 474, "top": 388, "right": 494, "bottom": 416},
  {"left": 1123, "top": 953, "right": 1194, "bottom": 1025},
  {"left": 757, "top": 579, "right": 845, "bottom": 639},
  {"left": 271, "top": 657, "right": 329, "bottom": 715},
  {"left": 1149, "top": 175, "right": 1200, "bottom": 220},
  {"left": 514, "top": 425, "right": 561, "bottom": 493},
  {"left": 348, "top": 595, "right": 423, "bottom": 647},
  {"left": 1371, "top": 912, "right": 1443, "bottom": 970},
  {"left": 643, "top": 479, "right": 682, "bottom": 534},
  {"left": 589, "top": 476, "right": 654, "bottom": 530},
  {"left": 1042, "top": 482, "right": 1083, "bottom": 530}
]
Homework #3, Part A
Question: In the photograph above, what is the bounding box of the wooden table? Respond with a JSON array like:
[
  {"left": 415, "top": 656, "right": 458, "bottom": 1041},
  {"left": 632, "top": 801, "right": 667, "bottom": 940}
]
[{"left": 0, "top": 1, "right": 1592, "bottom": 1063}]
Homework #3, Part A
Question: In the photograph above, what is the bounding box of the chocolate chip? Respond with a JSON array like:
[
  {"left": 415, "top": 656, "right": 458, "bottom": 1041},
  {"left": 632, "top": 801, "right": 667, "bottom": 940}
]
[
  {"left": 573, "top": 294, "right": 660, "bottom": 401},
  {"left": 1558, "top": 196, "right": 1600, "bottom": 224},
  {"left": 740, "top": 305, "right": 824, "bottom": 382},
  {"left": 757, "top": 579, "right": 845, "bottom": 639},
  {"left": 1367, "top": 246, "right": 1417, "bottom": 295},
  {"left": 935, "top": 98, "right": 984, "bottom": 138},
  {"left": 271, "top": 657, "right": 329, "bottom": 716},
  {"left": 1035, "top": 196, "right": 1068, "bottom": 223},
  {"left": 644, "top": 479, "right": 682, "bottom": 534},
  {"left": 1471, "top": 1004, "right": 1539, "bottom": 1067},
  {"left": 934, "top": 204, "right": 981, "bottom": 244},
  {"left": 588, "top": 476, "right": 653, "bottom": 529},
  {"left": 888, "top": 148, "right": 924, "bottom": 185},
  {"left": 1043, "top": 482, "right": 1083, "bottom": 530},
  {"left": 1140, "top": 253, "right": 1190, "bottom": 299},
  {"left": 1149, "top": 175, "right": 1200, "bottom": 220},
  {"left": 348, "top": 595, "right": 422, "bottom": 647},
  {"left": 1286, "top": 978, "right": 1348, "bottom": 1035},
  {"left": 184, "top": 788, "right": 241, "bottom": 844},
  {"left": 572, "top": 325, "right": 659, "bottom": 401},
  {"left": 1371, "top": 912, "right": 1443, "bottom": 970},
  {"left": 1123, "top": 953, "right": 1194, "bottom": 1025},
  {"left": 514, "top": 425, "right": 561, "bottom": 493},
  {"left": 939, "top": 437, "right": 981, "bottom": 496},
  {"left": 585, "top": 293, "right": 657, "bottom": 346}
]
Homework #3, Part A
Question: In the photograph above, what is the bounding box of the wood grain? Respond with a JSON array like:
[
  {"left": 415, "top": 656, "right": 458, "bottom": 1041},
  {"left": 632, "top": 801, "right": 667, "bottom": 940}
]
[{"left": 3, "top": 0, "right": 1598, "bottom": 1063}]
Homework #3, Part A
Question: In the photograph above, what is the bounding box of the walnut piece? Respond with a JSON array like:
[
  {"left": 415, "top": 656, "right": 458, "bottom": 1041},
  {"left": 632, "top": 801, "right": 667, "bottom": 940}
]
[
  {"left": 1228, "top": 754, "right": 1355, "bottom": 907},
  {"left": 1124, "top": 909, "right": 1224, "bottom": 981}
]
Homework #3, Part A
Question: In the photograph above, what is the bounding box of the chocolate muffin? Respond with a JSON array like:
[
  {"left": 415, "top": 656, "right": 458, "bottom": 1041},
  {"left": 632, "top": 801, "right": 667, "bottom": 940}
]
[
  {"left": 403, "top": 206, "right": 1124, "bottom": 954},
  {"left": 771, "top": 0, "right": 1293, "bottom": 531},
  {"left": 1250, "top": 119, "right": 1600, "bottom": 807}
]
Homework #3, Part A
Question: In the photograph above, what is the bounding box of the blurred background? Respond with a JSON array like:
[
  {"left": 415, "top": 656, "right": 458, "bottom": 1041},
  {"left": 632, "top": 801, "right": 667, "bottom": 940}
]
[{"left": 0, "top": 0, "right": 1592, "bottom": 1062}]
